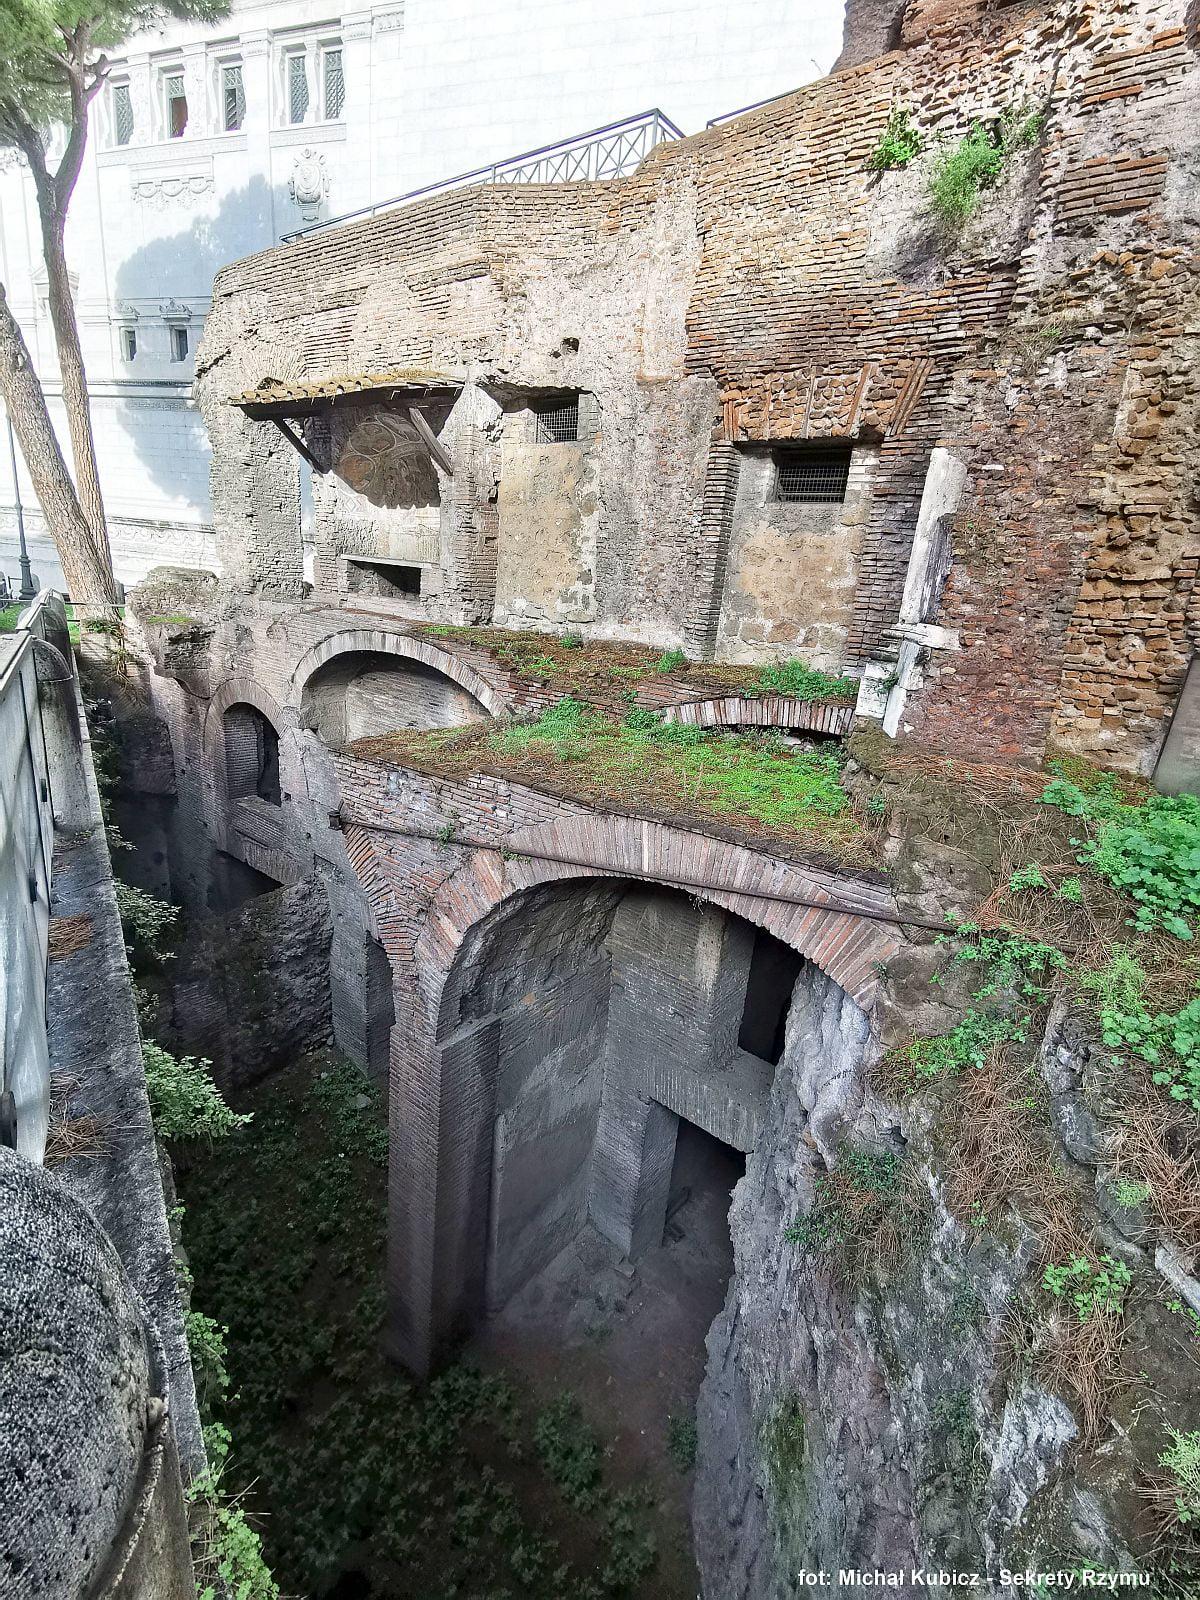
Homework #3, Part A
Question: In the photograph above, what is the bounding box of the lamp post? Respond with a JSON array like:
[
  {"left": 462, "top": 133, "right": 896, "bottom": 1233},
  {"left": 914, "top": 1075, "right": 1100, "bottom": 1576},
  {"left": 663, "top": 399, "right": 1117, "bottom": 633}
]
[{"left": 4, "top": 409, "right": 36, "bottom": 603}]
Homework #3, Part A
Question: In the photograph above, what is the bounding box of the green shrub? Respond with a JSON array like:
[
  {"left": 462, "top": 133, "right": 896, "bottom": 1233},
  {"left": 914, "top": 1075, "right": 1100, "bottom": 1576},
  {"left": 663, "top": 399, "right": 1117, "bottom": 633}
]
[
  {"left": 928, "top": 109, "right": 1043, "bottom": 230},
  {"left": 1042, "top": 1254, "right": 1131, "bottom": 1321},
  {"left": 869, "top": 106, "right": 922, "bottom": 171},
  {"left": 1159, "top": 1430, "right": 1200, "bottom": 1526},
  {"left": 114, "top": 880, "right": 179, "bottom": 964},
  {"left": 143, "top": 1043, "right": 250, "bottom": 1142},
  {"left": 666, "top": 1414, "right": 697, "bottom": 1473},
  {"left": 656, "top": 648, "right": 687, "bottom": 673},
  {"left": 534, "top": 1395, "right": 602, "bottom": 1511},
  {"left": 1081, "top": 948, "right": 1200, "bottom": 1114}
]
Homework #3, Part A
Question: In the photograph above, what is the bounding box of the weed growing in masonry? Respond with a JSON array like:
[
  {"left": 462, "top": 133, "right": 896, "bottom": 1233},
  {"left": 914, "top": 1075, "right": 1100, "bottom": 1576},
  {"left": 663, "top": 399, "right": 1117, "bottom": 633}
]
[
  {"left": 888, "top": 1010, "right": 1028, "bottom": 1083},
  {"left": 938, "top": 917, "right": 1069, "bottom": 1003},
  {"left": 869, "top": 105, "right": 922, "bottom": 170},
  {"left": 750, "top": 659, "right": 858, "bottom": 701},
  {"left": 666, "top": 1414, "right": 697, "bottom": 1473},
  {"left": 1109, "top": 1177, "right": 1151, "bottom": 1210},
  {"left": 930, "top": 1389, "right": 985, "bottom": 1496},
  {"left": 1042, "top": 1254, "right": 1132, "bottom": 1322},
  {"left": 928, "top": 108, "right": 1044, "bottom": 229},
  {"left": 186, "top": 1311, "right": 231, "bottom": 1410},
  {"left": 143, "top": 1042, "right": 250, "bottom": 1142},
  {"left": 1081, "top": 948, "right": 1200, "bottom": 1115}
]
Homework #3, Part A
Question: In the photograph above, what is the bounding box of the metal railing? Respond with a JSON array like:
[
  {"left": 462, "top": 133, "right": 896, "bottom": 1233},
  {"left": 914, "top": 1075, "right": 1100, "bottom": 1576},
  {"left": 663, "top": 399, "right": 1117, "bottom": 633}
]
[
  {"left": 280, "top": 108, "right": 684, "bottom": 241},
  {"left": 705, "top": 88, "right": 801, "bottom": 128}
]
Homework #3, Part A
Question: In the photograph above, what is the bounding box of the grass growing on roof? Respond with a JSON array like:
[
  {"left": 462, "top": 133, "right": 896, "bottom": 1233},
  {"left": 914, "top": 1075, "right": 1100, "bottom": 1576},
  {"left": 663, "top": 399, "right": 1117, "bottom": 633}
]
[{"left": 462, "top": 698, "right": 854, "bottom": 843}]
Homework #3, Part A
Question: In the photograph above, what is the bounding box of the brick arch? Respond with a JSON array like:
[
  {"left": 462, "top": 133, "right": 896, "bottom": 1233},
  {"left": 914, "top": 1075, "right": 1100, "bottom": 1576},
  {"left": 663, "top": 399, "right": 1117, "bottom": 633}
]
[
  {"left": 203, "top": 675, "right": 287, "bottom": 749},
  {"left": 661, "top": 695, "right": 855, "bottom": 738},
  {"left": 288, "top": 628, "right": 510, "bottom": 718},
  {"left": 341, "top": 810, "right": 906, "bottom": 1373}
]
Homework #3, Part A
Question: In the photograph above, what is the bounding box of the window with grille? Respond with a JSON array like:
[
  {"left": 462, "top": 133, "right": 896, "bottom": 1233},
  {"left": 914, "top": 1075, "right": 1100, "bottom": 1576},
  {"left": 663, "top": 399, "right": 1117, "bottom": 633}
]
[
  {"left": 774, "top": 446, "right": 852, "bottom": 506},
  {"left": 223, "top": 64, "right": 245, "bottom": 131},
  {"left": 323, "top": 48, "right": 344, "bottom": 119},
  {"left": 165, "top": 73, "right": 187, "bottom": 138},
  {"left": 287, "top": 53, "right": 309, "bottom": 123},
  {"left": 533, "top": 396, "right": 579, "bottom": 444},
  {"left": 112, "top": 83, "right": 133, "bottom": 146}
]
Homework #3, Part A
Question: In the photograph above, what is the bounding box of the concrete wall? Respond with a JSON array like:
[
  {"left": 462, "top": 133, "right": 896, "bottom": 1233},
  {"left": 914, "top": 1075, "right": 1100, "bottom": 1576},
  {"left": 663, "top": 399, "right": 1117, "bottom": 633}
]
[{"left": 716, "top": 444, "right": 878, "bottom": 668}]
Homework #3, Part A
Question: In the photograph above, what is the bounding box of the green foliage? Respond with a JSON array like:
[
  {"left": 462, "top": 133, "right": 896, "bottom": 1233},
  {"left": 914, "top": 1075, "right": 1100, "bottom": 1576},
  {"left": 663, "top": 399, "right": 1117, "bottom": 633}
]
[
  {"left": 1159, "top": 1430, "right": 1200, "bottom": 1526},
  {"left": 535, "top": 1396, "right": 603, "bottom": 1510},
  {"left": 930, "top": 1389, "right": 985, "bottom": 1496},
  {"left": 114, "top": 879, "right": 178, "bottom": 964},
  {"left": 666, "top": 1414, "right": 697, "bottom": 1473},
  {"left": 490, "top": 697, "right": 853, "bottom": 836},
  {"left": 1009, "top": 862, "right": 1050, "bottom": 893},
  {"left": 750, "top": 659, "right": 858, "bottom": 701},
  {"left": 1081, "top": 949, "right": 1200, "bottom": 1115},
  {"left": 928, "top": 108, "right": 1044, "bottom": 229},
  {"left": 655, "top": 648, "right": 687, "bottom": 673},
  {"left": 786, "top": 1142, "right": 926, "bottom": 1279},
  {"left": 1042, "top": 1253, "right": 1131, "bottom": 1321},
  {"left": 1056, "top": 875, "right": 1084, "bottom": 904},
  {"left": 186, "top": 1311, "right": 230, "bottom": 1409},
  {"left": 869, "top": 105, "right": 922, "bottom": 170},
  {"left": 189, "top": 1470, "right": 280, "bottom": 1600},
  {"left": 940, "top": 919, "right": 1069, "bottom": 1002},
  {"left": 0, "top": 1, "right": 227, "bottom": 138},
  {"left": 1041, "top": 783, "right": 1200, "bottom": 940},
  {"left": 893, "top": 1009, "right": 1029, "bottom": 1080},
  {"left": 1110, "top": 1177, "right": 1151, "bottom": 1210},
  {"left": 0, "top": 603, "right": 21, "bottom": 632},
  {"left": 142, "top": 1042, "right": 249, "bottom": 1142}
]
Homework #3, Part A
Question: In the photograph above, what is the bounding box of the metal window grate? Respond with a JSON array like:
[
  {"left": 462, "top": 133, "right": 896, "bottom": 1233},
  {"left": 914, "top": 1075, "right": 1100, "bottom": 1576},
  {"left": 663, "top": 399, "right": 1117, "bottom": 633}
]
[
  {"left": 775, "top": 448, "right": 852, "bottom": 505},
  {"left": 323, "top": 48, "right": 344, "bottom": 120},
  {"left": 223, "top": 65, "right": 245, "bottom": 131},
  {"left": 288, "top": 53, "right": 309, "bottom": 124},
  {"left": 534, "top": 397, "right": 579, "bottom": 443},
  {"left": 112, "top": 83, "right": 133, "bottom": 146},
  {"left": 165, "top": 74, "right": 187, "bottom": 137}
]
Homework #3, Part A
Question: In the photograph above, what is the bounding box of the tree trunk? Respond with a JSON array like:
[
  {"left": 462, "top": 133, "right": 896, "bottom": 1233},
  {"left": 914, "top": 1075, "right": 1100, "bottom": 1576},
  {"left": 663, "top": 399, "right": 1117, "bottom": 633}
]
[
  {"left": 40, "top": 214, "right": 112, "bottom": 573},
  {"left": 0, "top": 280, "right": 118, "bottom": 608}
]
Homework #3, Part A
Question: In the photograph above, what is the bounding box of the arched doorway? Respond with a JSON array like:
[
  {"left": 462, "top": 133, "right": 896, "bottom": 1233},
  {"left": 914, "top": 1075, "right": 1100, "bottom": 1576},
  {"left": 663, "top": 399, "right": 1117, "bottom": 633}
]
[
  {"left": 223, "top": 701, "right": 281, "bottom": 805},
  {"left": 301, "top": 649, "right": 490, "bottom": 745}
]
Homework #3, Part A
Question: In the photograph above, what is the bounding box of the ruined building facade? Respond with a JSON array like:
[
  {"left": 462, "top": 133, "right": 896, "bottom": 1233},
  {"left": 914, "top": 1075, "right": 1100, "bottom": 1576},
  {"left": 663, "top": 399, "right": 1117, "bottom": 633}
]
[{"left": 118, "top": 0, "right": 1200, "bottom": 1590}]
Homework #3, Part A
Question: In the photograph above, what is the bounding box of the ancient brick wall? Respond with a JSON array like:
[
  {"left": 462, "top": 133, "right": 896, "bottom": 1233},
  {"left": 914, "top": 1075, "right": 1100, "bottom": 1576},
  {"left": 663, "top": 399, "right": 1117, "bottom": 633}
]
[{"left": 197, "top": 0, "right": 1198, "bottom": 770}]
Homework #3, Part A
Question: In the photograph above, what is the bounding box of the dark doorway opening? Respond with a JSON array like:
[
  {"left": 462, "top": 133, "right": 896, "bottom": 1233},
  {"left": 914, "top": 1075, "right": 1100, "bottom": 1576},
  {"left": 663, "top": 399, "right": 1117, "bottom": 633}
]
[
  {"left": 209, "top": 851, "right": 282, "bottom": 914},
  {"left": 738, "top": 928, "right": 804, "bottom": 1064}
]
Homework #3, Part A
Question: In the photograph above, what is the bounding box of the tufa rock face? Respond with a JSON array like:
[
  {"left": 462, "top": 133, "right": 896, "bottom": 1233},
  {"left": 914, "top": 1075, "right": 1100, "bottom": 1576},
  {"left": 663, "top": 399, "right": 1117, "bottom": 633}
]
[
  {"left": 834, "top": 0, "right": 908, "bottom": 70},
  {"left": 693, "top": 958, "right": 1185, "bottom": 1597}
]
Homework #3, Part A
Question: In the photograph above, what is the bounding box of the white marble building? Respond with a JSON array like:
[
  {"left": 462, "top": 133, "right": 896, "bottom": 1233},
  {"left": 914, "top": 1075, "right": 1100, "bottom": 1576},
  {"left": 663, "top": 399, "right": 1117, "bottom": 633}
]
[{"left": 0, "top": 0, "right": 841, "bottom": 594}]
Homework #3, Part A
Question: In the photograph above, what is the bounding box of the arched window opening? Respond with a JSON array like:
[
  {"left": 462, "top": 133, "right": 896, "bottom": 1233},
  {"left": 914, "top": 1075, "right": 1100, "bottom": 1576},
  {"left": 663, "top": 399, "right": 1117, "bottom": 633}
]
[{"left": 223, "top": 703, "right": 281, "bottom": 806}]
